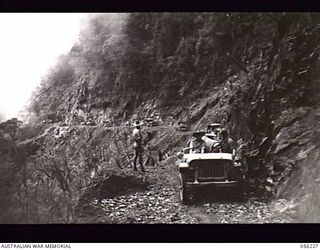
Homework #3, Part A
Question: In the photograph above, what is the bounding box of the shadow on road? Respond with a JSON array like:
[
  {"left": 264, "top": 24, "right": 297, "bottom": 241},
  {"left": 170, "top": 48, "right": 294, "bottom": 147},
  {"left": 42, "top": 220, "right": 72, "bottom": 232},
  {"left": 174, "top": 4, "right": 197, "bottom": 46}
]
[{"left": 187, "top": 188, "right": 248, "bottom": 205}]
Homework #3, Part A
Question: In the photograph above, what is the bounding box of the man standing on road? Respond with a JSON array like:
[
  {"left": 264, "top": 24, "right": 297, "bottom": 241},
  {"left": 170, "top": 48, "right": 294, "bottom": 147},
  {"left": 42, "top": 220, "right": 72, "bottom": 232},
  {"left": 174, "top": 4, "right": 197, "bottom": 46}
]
[{"left": 132, "top": 121, "right": 145, "bottom": 172}]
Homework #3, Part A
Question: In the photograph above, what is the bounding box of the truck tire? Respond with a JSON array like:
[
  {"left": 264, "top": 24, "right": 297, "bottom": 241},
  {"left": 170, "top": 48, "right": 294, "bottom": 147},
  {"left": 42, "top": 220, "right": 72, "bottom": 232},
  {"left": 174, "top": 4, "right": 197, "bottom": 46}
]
[
  {"left": 234, "top": 181, "right": 245, "bottom": 201},
  {"left": 179, "top": 173, "right": 190, "bottom": 204}
]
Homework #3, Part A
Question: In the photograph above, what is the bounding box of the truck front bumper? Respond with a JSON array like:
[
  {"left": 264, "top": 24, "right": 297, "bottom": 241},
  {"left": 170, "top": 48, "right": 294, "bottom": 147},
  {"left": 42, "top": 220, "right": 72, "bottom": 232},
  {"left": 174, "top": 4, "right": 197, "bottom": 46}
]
[{"left": 186, "top": 180, "right": 238, "bottom": 188}]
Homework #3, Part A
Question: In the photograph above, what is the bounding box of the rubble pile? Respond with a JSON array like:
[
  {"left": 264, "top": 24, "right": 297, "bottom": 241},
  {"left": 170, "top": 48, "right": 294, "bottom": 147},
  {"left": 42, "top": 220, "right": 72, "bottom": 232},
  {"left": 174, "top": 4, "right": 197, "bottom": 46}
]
[
  {"left": 192, "top": 200, "right": 288, "bottom": 224},
  {"left": 97, "top": 187, "right": 196, "bottom": 224}
]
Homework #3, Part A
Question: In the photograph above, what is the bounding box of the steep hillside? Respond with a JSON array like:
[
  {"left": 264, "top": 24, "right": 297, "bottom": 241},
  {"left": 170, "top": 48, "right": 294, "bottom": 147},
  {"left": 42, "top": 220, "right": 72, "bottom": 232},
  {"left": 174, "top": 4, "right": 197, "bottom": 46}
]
[{"left": 1, "top": 13, "right": 319, "bottom": 223}]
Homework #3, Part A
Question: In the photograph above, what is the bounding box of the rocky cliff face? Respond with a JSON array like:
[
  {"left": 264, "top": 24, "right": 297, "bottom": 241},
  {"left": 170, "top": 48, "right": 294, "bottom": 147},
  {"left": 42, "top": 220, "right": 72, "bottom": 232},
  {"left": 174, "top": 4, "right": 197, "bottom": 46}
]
[{"left": 1, "top": 13, "right": 319, "bottom": 223}]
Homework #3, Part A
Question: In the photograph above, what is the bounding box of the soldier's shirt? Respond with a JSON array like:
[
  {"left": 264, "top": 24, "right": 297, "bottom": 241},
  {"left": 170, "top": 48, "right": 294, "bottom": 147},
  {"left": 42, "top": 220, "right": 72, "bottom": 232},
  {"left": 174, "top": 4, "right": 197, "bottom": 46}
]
[
  {"left": 221, "top": 137, "right": 234, "bottom": 153},
  {"left": 202, "top": 136, "right": 218, "bottom": 151},
  {"left": 133, "top": 128, "right": 142, "bottom": 148}
]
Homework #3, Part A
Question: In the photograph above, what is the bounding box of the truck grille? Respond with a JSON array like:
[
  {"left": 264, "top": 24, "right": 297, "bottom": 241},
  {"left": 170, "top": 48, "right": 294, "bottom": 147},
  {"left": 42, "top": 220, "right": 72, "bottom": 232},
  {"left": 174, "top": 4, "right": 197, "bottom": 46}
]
[
  {"left": 191, "top": 160, "right": 225, "bottom": 178},
  {"left": 199, "top": 164, "right": 224, "bottom": 177}
]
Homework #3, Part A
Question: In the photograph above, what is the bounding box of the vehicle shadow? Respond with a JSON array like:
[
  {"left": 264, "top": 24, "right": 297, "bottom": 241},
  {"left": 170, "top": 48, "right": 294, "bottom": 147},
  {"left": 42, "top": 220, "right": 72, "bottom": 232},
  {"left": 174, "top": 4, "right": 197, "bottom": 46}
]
[{"left": 189, "top": 187, "right": 248, "bottom": 204}]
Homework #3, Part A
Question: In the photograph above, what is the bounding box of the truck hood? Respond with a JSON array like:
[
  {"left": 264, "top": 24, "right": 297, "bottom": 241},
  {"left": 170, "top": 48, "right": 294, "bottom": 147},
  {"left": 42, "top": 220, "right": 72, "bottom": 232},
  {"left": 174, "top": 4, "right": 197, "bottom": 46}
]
[{"left": 182, "top": 153, "right": 233, "bottom": 162}]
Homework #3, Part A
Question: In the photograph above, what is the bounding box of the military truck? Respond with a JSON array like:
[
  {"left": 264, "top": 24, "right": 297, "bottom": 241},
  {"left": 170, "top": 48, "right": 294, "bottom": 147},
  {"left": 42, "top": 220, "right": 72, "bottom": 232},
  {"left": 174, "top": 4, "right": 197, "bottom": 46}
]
[{"left": 177, "top": 132, "right": 245, "bottom": 204}]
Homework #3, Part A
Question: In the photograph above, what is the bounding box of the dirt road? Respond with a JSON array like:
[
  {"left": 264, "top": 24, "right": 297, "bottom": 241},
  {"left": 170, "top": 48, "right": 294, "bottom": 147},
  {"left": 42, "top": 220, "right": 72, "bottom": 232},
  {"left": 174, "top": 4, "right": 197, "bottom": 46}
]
[{"left": 86, "top": 155, "right": 289, "bottom": 224}]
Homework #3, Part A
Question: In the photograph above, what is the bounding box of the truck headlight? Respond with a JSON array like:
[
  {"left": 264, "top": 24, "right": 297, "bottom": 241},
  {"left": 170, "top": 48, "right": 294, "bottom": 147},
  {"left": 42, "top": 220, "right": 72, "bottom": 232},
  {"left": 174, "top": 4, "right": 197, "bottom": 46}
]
[
  {"left": 227, "top": 167, "right": 241, "bottom": 181},
  {"left": 189, "top": 165, "right": 198, "bottom": 171}
]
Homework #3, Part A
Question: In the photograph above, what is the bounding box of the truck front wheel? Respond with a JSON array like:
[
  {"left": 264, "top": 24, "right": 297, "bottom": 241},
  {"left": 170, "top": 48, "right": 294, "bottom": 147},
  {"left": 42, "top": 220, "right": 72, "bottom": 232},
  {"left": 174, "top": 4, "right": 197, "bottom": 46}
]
[{"left": 179, "top": 173, "right": 190, "bottom": 204}]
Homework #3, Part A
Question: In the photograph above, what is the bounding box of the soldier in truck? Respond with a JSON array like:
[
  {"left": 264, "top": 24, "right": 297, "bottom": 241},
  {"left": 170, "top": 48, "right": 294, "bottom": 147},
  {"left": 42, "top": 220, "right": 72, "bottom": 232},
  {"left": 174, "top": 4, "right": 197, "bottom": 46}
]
[
  {"left": 187, "top": 131, "right": 218, "bottom": 153},
  {"left": 219, "top": 129, "right": 235, "bottom": 156}
]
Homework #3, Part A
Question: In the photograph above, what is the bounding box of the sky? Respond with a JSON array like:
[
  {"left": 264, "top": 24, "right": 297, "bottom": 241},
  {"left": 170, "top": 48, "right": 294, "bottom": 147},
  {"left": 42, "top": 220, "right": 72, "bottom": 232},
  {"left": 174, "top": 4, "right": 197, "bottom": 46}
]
[{"left": 0, "top": 13, "right": 88, "bottom": 120}]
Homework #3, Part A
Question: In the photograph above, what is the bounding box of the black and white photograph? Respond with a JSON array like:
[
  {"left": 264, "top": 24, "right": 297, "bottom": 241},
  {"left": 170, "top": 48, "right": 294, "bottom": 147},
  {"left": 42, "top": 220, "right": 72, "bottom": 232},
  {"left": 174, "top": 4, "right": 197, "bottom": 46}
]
[{"left": 0, "top": 12, "right": 320, "bottom": 228}]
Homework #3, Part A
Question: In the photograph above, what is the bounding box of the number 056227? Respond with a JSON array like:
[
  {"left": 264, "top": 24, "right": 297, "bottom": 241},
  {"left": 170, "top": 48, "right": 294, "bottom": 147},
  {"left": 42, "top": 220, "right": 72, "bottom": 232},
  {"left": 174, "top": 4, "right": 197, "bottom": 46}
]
[{"left": 300, "top": 244, "right": 318, "bottom": 248}]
